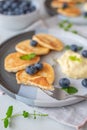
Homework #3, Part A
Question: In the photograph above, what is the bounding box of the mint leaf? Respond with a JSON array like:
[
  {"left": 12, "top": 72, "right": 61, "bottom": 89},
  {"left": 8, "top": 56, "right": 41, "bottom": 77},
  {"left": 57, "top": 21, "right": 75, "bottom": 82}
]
[
  {"left": 62, "top": 86, "right": 78, "bottom": 94},
  {"left": 6, "top": 106, "right": 13, "bottom": 118},
  {"left": 71, "top": 30, "right": 78, "bottom": 34},
  {"left": 69, "top": 56, "right": 82, "bottom": 62},
  {"left": 64, "top": 27, "right": 69, "bottom": 31},
  {"left": 23, "top": 111, "right": 29, "bottom": 118},
  {"left": 66, "top": 23, "right": 73, "bottom": 29},
  {"left": 33, "top": 111, "right": 36, "bottom": 119},
  {"left": 59, "top": 23, "right": 64, "bottom": 28},
  {"left": 20, "top": 53, "right": 36, "bottom": 60},
  {"left": 4, "top": 118, "right": 9, "bottom": 128},
  {"left": 67, "top": 87, "right": 78, "bottom": 94},
  {"left": 65, "top": 45, "right": 70, "bottom": 50},
  {"left": 78, "top": 46, "right": 83, "bottom": 51},
  {"left": 62, "top": 20, "right": 69, "bottom": 24}
]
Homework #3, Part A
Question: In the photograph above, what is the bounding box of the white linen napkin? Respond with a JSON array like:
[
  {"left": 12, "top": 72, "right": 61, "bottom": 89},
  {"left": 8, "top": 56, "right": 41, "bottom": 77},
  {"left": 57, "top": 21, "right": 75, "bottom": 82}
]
[{"left": 1, "top": 19, "right": 87, "bottom": 130}]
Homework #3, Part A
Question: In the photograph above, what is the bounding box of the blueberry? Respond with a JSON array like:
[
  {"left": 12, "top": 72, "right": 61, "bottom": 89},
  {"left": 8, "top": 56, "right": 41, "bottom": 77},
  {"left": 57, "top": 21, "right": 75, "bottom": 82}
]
[
  {"left": 70, "top": 44, "right": 78, "bottom": 52},
  {"left": 7, "top": 10, "right": 13, "bottom": 15},
  {"left": 83, "top": 12, "right": 87, "bottom": 17},
  {"left": 35, "top": 63, "right": 43, "bottom": 70},
  {"left": 4, "top": 0, "right": 12, "bottom": 7},
  {"left": 29, "top": 6, "right": 36, "bottom": 12},
  {"left": 19, "top": 1, "right": 27, "bottom": 8},
  {"left": 82, "top": 79, "right": 87, "bottom": 88},
  {"left": 82, "top": 50, "right": 87, "bottom": 58},
  {"left": 62, "top": 3, "right": 68, "bottom": 9},
  {"left": 11, "top": 2, "right": 18, "bottom": 9},
  {"left": 30, "top": 40, "right": 38, "bottom": 47},
  {"left": 26, "top": 65, "right": 38, "bottom": 75},
  {"left": 0, "top": 1, "right": 3, "bottom": 7},
  {"left": 59, "top": 78, "right": 70, "bottom": 88},
  {"left": 3, "top": 3, "right": 9, "bottom": 10}
]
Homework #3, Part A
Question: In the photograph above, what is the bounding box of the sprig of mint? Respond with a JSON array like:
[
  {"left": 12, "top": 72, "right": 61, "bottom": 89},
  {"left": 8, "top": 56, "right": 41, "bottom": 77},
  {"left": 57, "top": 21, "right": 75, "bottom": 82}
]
[
  {"left": 71, "top": 30, "right": 78, "bottom": 34},
  {"left": 69, "top": 55, "right": 82, "bottom": 62},
  {"left": 58, "top": 20, "right": 78, "bottom": 34},
  {"left": 20, "top": 53, "right": 36, "bottom": 60},
  {"left": 62, "top": 86, "right": 78, "bottom": 94},
  {"left": 2, "top": 106, "right": 48, "bottom": 128}
]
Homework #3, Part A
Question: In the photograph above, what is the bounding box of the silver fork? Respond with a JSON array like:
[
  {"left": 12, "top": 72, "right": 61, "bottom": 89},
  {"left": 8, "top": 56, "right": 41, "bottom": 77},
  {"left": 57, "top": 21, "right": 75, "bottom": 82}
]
[{"left": 42, "top": 87, "right": 87, "bottom": 100}]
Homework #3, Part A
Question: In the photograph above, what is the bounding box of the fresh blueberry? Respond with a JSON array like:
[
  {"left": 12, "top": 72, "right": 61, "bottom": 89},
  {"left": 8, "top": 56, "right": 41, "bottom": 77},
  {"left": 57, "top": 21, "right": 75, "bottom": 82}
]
[
  {"left": 0, "top": 1, "right": 3, "bottom": 7},
  {"left": 82, "top": 50, "right": 87, "bottom": 58},
  {"left": 62, "top": 3, "right": 68, "bottom": 9},
  {"left": 11, "top": 2, "right": 18, "bottom": 9},
  {"left": 26, "top": 65, "right": 38, "bottom": 75},
  {"left": 13, "top": 8, "right": 20, "bottom": 15},
  {"left": 6, "top": 10, "right": 13, "bottom": 15},
  {"left": 4, "top": 0, "right": 12, "bottom": 7},
  {"left": 3, "top": 4, "right": 9, "bottom": 10},
  {"left": 19, "top": 1, "right": 27, "bottom": 8},
  {"left": 35, "top": 63, "right": 43, "bottom": 70},
  {"left": 29, "top": 5, "right": 36, "bottom": 12},
  {"left": 70, "top": 44, "right": 78, "bottom": 52},
  {"left": 83, "top": 12, "right": 87, "bottom": 17},
  {"left": 59, "top": 78, "right": 70, "bottom": 88},
  {"left": 26, "top": 1, "right": 31, "bottom": 7},
  {"left": 82, "top": 79, "right": 87, "bottom": 88},
  {"left": 30, "top": 40, "right": 38, "bottom": 47},
  {"left": 0, "top": 8, "right": 3, "bottom": 13}
]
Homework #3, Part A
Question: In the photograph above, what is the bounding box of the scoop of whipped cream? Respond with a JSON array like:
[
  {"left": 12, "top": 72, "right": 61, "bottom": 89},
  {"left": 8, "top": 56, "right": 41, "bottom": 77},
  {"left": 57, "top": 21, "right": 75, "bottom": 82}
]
[{"left": 57, "top": 50, "right": 87, "bottom": 79}]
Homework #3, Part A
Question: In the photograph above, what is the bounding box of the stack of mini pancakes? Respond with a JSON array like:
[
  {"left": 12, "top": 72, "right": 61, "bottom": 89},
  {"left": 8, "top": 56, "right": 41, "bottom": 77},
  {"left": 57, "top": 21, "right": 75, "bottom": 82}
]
[
  {"left": 4, "top": 33, "right": 64, "bottom": 90},
  {"left": 51, "top": 0, "right": 86, "bottom": 17}
]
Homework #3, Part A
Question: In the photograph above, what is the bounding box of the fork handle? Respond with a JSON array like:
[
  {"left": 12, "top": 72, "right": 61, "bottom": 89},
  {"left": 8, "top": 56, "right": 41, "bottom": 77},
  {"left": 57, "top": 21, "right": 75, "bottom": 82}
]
[{"left": 70, "top": 95, "right": 87, "bottom": 100}]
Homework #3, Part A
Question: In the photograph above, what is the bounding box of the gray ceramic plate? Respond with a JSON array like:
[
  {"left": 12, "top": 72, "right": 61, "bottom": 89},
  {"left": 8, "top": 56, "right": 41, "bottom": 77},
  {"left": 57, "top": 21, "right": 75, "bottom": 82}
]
[{"left": 1, "top": 29, "right": 87, "bottom": 108}]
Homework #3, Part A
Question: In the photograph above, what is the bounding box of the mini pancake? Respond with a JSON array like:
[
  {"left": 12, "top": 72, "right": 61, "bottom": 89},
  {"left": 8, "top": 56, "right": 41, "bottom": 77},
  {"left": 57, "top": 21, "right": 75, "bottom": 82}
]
[
  {"left": 4, "top": 52, "right": 40, "bottom": 72},
  {"left": 15, "top": 40, "right": 50, "bottom": 55},
  {"left": 51, "top": 1, "right": 75, "bottom": 8},
  {"left": 58, "top": 7, "right": 81, "bottom": 17},
  {"left": 32, "top": 33, "right": 64, "bottom": 51},
  {"left": 16, "top": 62, "right": 55, "bottom": 85},
  {"left": 16, "top": 63, "right": 54, "bottom": 90}
]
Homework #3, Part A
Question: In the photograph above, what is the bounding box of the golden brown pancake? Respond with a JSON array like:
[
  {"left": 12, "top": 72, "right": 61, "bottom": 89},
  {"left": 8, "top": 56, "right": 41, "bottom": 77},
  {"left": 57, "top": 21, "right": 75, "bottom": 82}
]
[
  {"left": 15, "top": 40, "right": 50, "bottom": 55},
  {"left": 16, "top": 62, "right": 55, "bottom": 85},
  {"left": 51, "top": 1, "right": 75, "bottom": 8},
  {"left": 33, "top": 33, "right": 64, "bottom": 51},
  {"left": 58, "top": 7, "right": 81, "bottom": 17},
  {"left": 4, "top": 52, "right": 40, "bottom": 72}
]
